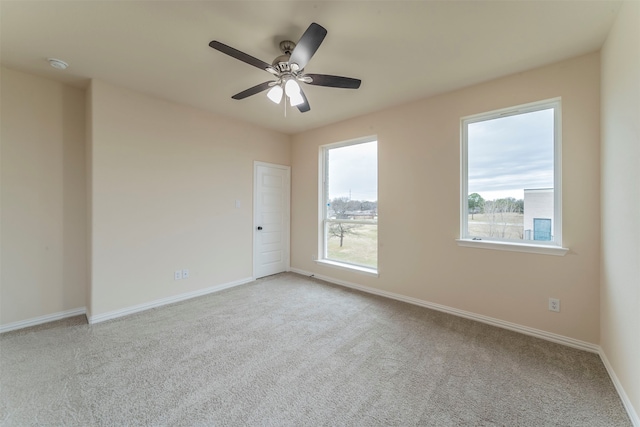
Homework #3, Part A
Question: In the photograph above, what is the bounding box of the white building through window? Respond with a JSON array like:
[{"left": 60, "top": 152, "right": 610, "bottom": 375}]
[
  {"left": 320, "top": 137, "right": 378, "bottom": 272},
  {"left": 524, "top": 188, "right": 554, "bottom": 241},
  {"left": 460, "top": 98, "right": 562, "bottom": 249}
]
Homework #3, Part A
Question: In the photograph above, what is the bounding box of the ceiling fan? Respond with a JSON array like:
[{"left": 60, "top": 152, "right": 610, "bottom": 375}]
[{"left": 209, "top": 23, "right": 361, "bottom": 113}]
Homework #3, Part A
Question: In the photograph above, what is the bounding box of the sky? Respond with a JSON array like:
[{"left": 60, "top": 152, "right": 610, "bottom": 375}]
[
  {"left": 468, "top": 108, "right": 554, "bottom": 201},
  {"left": 326, "top": 108, "right": 553, "bottom": 203},
  {"left": 328, "top": 140, "right": 378, "bottom": 201}
]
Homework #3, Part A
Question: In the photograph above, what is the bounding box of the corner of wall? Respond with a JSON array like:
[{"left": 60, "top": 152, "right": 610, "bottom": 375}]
[{"left": 85, "top": 80, "right": 94, "bottom": 319}]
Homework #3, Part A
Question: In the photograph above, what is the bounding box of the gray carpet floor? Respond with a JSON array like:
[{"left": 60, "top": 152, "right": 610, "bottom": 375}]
[{"left": 0, "top": 272, "right": 631, "bottom": 426}]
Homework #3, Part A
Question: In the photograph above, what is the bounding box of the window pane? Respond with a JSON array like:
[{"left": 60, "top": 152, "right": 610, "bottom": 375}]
[
  {"left": 327, "top": 141, "right": 378, "bottom": 221},
  {"left": 323, "top": 139, "right": 378, "bottom": 269},
  {"left": 467, "top": 108, "right": 554, "bottom": 242},
  {"left": 326, "top": 222, "right": 377, "bottom": 268}
]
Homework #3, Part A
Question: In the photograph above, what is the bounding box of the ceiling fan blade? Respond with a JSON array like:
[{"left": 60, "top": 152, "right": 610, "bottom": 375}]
[
  {"left": 296, "top": 89, "right": 310, "bottom": 113},
  {"left": 231, "top": 81, "right": 275, "bottom": 100},
  {"left": 209, "top": 41, "right": 272, "bottom": 71},
  {"left": 289, "top": 23, "right": 327, "bottom": 70},
  {"left": 305, "top": 74, "right": 361, "bottom": 89}
]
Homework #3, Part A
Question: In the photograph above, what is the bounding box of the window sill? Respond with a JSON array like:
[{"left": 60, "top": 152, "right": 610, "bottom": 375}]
[
  {"left": 456, "top": 239, "right": 569, "bottom": 256},
  {"left": 314, "top": 259, "right": 379, "bottom": 277}
]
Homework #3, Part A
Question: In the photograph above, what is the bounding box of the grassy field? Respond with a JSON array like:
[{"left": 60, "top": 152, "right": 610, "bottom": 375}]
[
  {"left": 325, "top": 214, "right": 524, "bottom": 267},
  {"left": 327, "top": 224, "right": 377, "bottom": 268},
  {"left": 468, "top": 213, "right": 524, "bottom": 240}
]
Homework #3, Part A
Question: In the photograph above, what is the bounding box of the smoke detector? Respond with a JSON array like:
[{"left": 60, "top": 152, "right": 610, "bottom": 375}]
[{"left": 47, "top": 58, "right": 68, "bottom": 70}]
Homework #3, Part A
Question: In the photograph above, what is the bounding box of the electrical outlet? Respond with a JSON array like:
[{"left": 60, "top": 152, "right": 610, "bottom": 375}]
[
  {"left": 182, "top": 269, "right": 189, "bottom": 279},
  {"left": 174, "top": 270, "right": 182, "bottom": 280},
  {"left": 549, "top": 298, "right": 560, "bottom": 312}
]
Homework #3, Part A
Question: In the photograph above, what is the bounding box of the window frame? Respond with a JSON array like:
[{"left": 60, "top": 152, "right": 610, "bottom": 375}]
[
  {"left": 317, "top": 136, "right": 379, "bottom": 275},
  {"left": 458, "top": 98, "right": 567, "bottom": 256}
]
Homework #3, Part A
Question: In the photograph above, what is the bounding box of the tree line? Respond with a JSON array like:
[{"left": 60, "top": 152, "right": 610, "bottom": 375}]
[
  {"left": 329, "top": 197, "right": 377, "bottom": 219},
  {"left": 468, "top": 193, "right": 524, "bottom": 219}
]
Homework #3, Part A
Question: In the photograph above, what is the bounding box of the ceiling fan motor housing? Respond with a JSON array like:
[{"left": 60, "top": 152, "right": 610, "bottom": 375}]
[
  {"left": 272, "top": 40, "right": 300, "bottom": 74},
  {"left": 272, "top": 55, "right": 292, "bottom": 73}
]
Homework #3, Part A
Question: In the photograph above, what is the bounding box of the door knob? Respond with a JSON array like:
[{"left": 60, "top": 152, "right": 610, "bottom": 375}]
[{"left": 257, "top": 226, "right": 263, "bottom": 230}]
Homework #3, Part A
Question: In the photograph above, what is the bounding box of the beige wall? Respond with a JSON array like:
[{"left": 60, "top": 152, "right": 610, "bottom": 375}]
[
  {"left": 601, "top": 0, "right": 640, "bottom": 419},
  {"left": 87, "top": 80, "right": 290, "bottom": 318},
  {"left": 292, "top": 53, "right": 601, "bottom": 344},
  {"left": 0, "top": 67, "right": 86, "bottom": 325}
]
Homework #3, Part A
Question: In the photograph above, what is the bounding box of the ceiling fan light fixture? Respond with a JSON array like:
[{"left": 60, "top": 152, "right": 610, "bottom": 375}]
[
  {"left": 267, "top": 85, "right": 283, "bottom": 104},
  {"left": 289, "top": 91, "right": 304, "bottom": 107},
  {"left": 284, "top": 79, "right": 301, "bottom": 97}
]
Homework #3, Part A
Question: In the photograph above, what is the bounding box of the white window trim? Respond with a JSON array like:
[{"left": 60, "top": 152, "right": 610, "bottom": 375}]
[
  {"left": 314, "top": 259, "right": 379, "bottom": 277},
  {"left": 459, "top": 98, "right": 567, "bottom": 255},
  {"left": 319, "top": 135, "right": 379, "bottom": 273},
  {"left": 455, "top": 239, "right": 568, "bottom": 256}
]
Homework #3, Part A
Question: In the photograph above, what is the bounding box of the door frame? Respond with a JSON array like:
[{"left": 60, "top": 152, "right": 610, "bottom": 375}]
[{"left": 253, "top": 161, "right": 291, "bottom": 279}]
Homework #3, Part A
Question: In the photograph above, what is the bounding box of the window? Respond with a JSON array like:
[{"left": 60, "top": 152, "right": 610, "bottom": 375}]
[
  {"left": 460, "top": 98, "right": 565, "bottom": 253},
  {"left": 533, "top": 218, "right": 552, "bottom": 241},
  {"left": 319, "top": 137, "right": 378, "bottom": 273}
]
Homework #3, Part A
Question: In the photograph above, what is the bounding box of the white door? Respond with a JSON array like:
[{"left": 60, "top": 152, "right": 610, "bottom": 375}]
[{"left": 254, "top": 162, "right": 290, "bottom": 278}]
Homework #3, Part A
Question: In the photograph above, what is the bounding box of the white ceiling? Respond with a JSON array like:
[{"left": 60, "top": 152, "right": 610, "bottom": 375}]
[{"left": 0, "top": 1, "right": 621, "bottom": 134}]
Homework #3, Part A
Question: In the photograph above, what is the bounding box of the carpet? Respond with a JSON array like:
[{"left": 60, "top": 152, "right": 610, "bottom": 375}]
[{"left": 0, "top": 272, "right": 631, "bottom": 426}]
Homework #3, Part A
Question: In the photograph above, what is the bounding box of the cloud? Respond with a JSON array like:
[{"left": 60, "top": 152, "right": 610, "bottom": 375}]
[
  {"left": 468, "top": 108, "right": 554, "bottom": 197},
  {"left": 328, "top": 141, "right": 378, "bottom": 201}
]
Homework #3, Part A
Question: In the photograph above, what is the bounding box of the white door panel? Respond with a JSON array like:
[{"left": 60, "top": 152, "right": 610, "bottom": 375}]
[{"left": 254, "top": 163, "right": 290, "bottom": 278}]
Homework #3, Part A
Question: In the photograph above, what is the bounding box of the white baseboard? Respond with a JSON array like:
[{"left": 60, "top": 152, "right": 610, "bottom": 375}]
[
  {"left": 599, "top": 349, "right": 640, "bottom": 426},
  {"left": 0, "top": 307, "right": 87, "bottom": 334},
  {"left": 88, "top": 276, "right": 255, "bottom": 324},
  {"left": 289, "top": 267, "right": 599, "bottom": 353}
]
